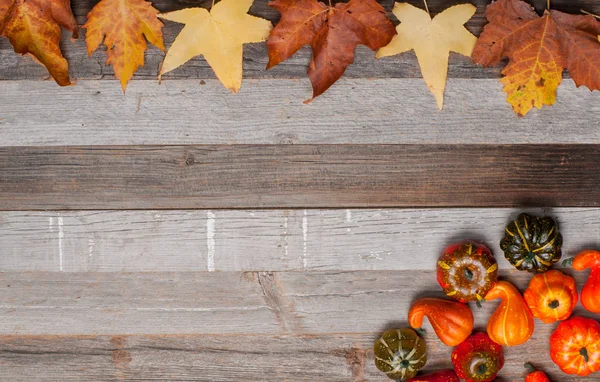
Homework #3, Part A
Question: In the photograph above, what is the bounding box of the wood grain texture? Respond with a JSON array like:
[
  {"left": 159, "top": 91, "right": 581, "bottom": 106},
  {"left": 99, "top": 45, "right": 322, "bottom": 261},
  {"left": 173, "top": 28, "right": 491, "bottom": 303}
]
[
  {"left": 1, "top": 79, "right": 599, "bottom": 146},
  {"left": 2, "top": 144, "right": 600, "bottom": 210},
  {"left": 0, "top": 333, "right": 597, "bottom": 382},
  {"left": 0, "top": 270, "right": 598, "bottom": 381},
  {"left": 2, "top": 208, "right": 600, "bottom": 272},
  {"left": 0, "top": 0, "right": 598, "bottom": 82}
]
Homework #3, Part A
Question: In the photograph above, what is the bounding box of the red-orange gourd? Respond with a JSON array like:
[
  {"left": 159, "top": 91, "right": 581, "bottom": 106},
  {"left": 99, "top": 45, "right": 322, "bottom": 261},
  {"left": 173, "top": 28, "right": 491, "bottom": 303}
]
[
  {"left": 572, "top": 250, "right": 600, "bottom": 313},
  {"left": 485, "top": 280, "right": 534, "bottom": 346},
  {"left": 408, "top": 298, "right": 474, "bottom": 346},
  {"left": 524, "top": 270, "right": 577, "bottom": 323},
  {"left": 550, "top": 316, "right": 600, "bottom": 376}
]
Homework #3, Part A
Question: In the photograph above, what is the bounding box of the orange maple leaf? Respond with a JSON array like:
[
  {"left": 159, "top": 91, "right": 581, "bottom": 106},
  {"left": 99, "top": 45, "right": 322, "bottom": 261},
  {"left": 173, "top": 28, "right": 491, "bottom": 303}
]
[
  {"left": 84, "top": 0, "right": 165, "bottom": 91},
  {"left": 266, "top": 0, "right": 395, "bottom": 102},
  {"left": 0, "top": 0, "right": 78, "bottom": 86},
  {"left": 472, "top": 0, "right": 600, "bottom": 116}
]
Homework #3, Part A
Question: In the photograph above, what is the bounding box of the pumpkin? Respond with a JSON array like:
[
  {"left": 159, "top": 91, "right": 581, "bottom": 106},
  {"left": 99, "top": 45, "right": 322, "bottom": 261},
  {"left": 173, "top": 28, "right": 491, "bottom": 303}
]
[
  {"left": 571, "top": 250, "right": 600, "bottom": 313},
  {"left": 436, "top": 241, "right": 498, "bottom": 303},
  {"left": 523, "top": 270, "right": 577, "bottom": 323},
  {"left": 550, "top": 316, "right": 600, "bottom": 376},
  {"left": 451, "top": 332, "right": 504, "bottom": 382},
  {"left": 524, "top": 363, "right": 550, "bottom": 382},
  {"left": 485, "top": 280, "right": 534, "bottom": 346},
  {"left": 500, "top": 213, "right": 562, "bottom": 273},
  {"left": 407, "top": 369, "right": 460, "bottom": 382},
  {"left": 374, "top": 328, "right": 427, "bottom": 380},
  {"left": 408, "top": 297, "right": 473, "bottom": 346}
]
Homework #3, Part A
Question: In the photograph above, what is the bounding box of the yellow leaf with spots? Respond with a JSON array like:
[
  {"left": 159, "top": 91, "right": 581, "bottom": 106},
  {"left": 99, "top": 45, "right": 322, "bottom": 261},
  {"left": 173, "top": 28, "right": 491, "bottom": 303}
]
[
  {"left": 377, "top": 3, "right": 477, "bottom": 109},
  {"left": 0, "top": 0, "right": 78, "bottom": 86},
  {"left": 84, "top": 0, "right": 165, "bottom": 91},
  {"left": 473, "top": 0, "right": 600, "bottom": 116},
  {"left": 159, "top": 0, "right": 272, "bottom": 93}
]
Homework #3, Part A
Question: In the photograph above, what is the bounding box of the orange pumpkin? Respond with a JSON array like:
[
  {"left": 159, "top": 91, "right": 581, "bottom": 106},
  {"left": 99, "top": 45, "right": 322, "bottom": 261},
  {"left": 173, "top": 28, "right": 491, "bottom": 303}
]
[
  {"left": 408, "top": 297, "right": 474, "bottom": 346},
  {"left": 572, "top": 250, "right": 600, "bottom": 313},
  {"left": 524, "top": 270, "right": 577, "bottom": 323},
  {"left": 484, "top": 280, "right": 534, "bottom": 346},
  {"left": 550, "top": 316, "right": 600, "bottom": 376}
]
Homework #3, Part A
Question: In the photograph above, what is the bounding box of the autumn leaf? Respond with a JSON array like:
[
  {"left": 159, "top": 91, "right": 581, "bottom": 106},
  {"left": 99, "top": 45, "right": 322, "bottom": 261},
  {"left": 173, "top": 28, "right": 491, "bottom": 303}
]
[
  {"left": 0, "top": 0, "right": 78, "bottom": 86},
  {"left": 267, "top": 0, "right": 395, "bottom": 102},
  {"left": 84, "top": 0, "right": 165, "bottom": 91},
  {"left": 472, "top": 0, "right": 600, "bottom": 116},
  {"left": 377, "top": 3, "right": 477, "bottom": 110},
  {"left": 158, "top": 0, "right": 272, "bottom": 93}
]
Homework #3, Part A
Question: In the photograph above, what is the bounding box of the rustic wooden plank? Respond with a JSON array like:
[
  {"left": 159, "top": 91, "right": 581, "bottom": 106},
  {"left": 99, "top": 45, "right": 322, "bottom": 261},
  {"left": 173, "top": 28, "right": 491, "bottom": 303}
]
[
  {"left": 2, "top": 208, "right": 599, "bottom": 272},
  {"left": 0, "top": 272, "right": 278, "bottom": 335},
  {"left": 1, "top": 0, "right": 598, "bottom": 82},
  {"left": 0, "top": 270, "right": 598, "bottom": 380},
  {"left": 2, "top": 145, "right": 600, "bottom": 210},
  {"left": 1, "top": 79, "right": 598, "bottom": 147},
  {"left": 2, "top": 270, "right": 598, "bottom": 335},
  {"left": 0, "top": 333, "right": 597, "bottom": 382}
]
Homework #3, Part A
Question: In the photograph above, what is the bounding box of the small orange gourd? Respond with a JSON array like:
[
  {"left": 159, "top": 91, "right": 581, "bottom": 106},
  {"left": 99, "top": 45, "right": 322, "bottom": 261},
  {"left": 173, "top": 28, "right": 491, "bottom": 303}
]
[
  {"left": 408, "top": 297, "right": 474, "bottom": 346},
  {"left": 485, "top": 280, "right": 534, "bottom": 346},
  {"left": 524, "top": 270, "right": 577, "bottom": 323}
]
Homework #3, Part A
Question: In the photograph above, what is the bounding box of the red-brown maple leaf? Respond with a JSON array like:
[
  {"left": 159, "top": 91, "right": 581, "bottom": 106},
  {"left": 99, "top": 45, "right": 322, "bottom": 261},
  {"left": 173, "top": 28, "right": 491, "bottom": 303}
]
[
  {"left": 472, "top": 0, "right": 600, "bottom": 116},
  {"left": 266, "top": 0, "right": 395, "bottom": 102}
]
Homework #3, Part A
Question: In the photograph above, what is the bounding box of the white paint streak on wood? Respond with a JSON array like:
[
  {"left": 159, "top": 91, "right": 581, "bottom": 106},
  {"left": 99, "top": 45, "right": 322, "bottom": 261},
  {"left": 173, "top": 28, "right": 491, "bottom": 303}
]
[
  {"left": 282, "top": 214, "right": 289, "bottom": 260},
  {"left": 302, "top": 210, "right": 308, "bottom": 270},
  {"left": 1, "top": 79, "right": 599, "bottom": 146},
  {"left": 3, "top": 208, "right": 600, "bottom": 272},
  {"left": 206, "top": 211, "right": 216, "bottom": 272},
  {"left": 345, "top": 209, "right": 352, "bottom": 233},
  {"left": 57, "top": 215, "right": 64, "bottom": 272},
  {"left": 87, "top": 239, "right": 94, "bottom": 271}
]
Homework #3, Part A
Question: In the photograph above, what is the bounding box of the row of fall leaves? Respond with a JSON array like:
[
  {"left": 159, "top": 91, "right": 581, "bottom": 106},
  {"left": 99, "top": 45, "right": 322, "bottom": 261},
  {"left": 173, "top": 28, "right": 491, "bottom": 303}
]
[{"left": 1, "top": 0, "right": 600, "bottom": 116}]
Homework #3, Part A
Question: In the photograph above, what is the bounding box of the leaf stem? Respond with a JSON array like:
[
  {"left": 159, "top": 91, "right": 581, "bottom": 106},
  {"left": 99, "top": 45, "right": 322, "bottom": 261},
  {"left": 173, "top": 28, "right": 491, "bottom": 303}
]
[
  {"left": 328, "top": 0, "right": 332, "bottom": 8},
  {"left": 582, "top": 9, "right": 600, "bottom": 19},
  {"left": 423, "top": 0, "right": 430, "bottom": 17},
  {"left": 547, "top": 0, "right": 550, "bottom": 10},
  {"left": 212, "top": 0, "right": 215, "bottom": 8}
]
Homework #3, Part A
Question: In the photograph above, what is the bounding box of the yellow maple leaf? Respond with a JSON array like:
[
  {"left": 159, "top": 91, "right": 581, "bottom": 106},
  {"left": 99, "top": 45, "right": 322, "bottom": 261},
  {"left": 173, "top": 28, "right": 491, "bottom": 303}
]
[
  {"left": 377, "top": 3, "right": 477, "bottom": 109},
  {"left": 159, "top": 0, "right": 272, "bottom": 93},
  {"left": 0, "top": 0, "right": 78, "bottom": 86},
  {"left": 84, "top": 0, "right": 165, "bottom": 91}
]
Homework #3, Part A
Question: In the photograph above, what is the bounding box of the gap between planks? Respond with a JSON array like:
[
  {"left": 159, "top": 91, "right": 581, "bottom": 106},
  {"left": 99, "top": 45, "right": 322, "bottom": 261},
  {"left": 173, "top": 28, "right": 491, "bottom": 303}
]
[{"left": 0, "top": 79, "right": 599, "bottom": 146}]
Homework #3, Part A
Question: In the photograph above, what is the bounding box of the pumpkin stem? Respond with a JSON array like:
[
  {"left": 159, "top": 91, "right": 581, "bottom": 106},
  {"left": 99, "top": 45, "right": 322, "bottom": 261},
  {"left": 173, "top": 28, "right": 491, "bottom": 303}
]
[
  {"left": 548, "top": 300, "right": 560, "bottom": 309},
  {"left": 562, "top": 258, "right": 574, "bottom": 267},
  {"left": 476, "top": 363, "right": 488, "bottom": 375},
  {"left": 580, "top": 348, "right": 589, "bottom": 363},
  {"left": 524, "top": 363, "right": 536, "bottom": 373},
  {"left": 415, "top": 328, "right": 427, "bottom": 337},
  {"left": 464, "top": 268, "right": 474, "bottom": 280}
]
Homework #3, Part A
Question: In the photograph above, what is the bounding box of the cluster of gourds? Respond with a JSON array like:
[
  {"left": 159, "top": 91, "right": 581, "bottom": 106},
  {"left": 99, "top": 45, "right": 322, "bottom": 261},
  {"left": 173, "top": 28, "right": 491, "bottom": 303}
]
[{"left": 373, "top": 213, "right": 600, "bottom": 381}]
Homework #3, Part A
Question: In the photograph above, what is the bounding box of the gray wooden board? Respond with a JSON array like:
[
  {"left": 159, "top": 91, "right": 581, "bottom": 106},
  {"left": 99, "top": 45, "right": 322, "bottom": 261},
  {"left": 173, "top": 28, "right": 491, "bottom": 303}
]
[
  {"left": 3, "top": 144, "right": 600, "bottom": 209},
  {"left": 0, "top": 333, "right": 597, "bottom": 382},
  {"left": 0, "top": 0, "right": 598, "bottom": 82},
  {"left": 0, "top": 270, "right": 599, "bottom": 381},
  {"left": 2, "top": 208, "right": 600, "bottom": 272},
  {"left": 1, "top": 79, "right": 599, "bottom": 146}
]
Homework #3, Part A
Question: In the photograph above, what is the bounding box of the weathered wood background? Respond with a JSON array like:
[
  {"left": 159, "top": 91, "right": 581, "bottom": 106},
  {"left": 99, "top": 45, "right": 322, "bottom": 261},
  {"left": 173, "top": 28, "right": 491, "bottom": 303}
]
[{"left": 2, "top": 0, "right": 600, "bottom": 381}]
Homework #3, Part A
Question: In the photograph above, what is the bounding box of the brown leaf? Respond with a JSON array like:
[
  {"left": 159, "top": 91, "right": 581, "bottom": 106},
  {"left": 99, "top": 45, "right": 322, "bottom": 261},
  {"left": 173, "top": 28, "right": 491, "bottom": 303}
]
[
  {"left": 0, "top": 0, "right": 78, "bottom": 86},
  {"left": 472, "top": 0, "right": 600, "bottom": 116},
  {"left": 267, "top": 0, "right": 395, "bottom": 102}
]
